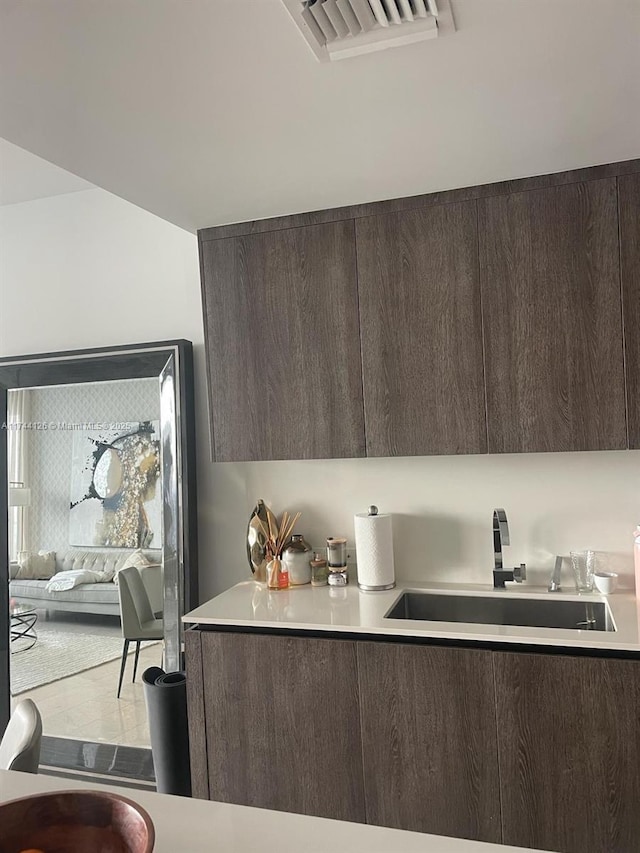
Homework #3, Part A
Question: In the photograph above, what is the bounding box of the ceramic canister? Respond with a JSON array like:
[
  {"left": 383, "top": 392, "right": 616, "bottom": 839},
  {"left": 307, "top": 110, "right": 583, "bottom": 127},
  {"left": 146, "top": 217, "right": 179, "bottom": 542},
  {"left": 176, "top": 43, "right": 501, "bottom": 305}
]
[{"left": 282, "top": 534, "right": 313, "bottom": 585}]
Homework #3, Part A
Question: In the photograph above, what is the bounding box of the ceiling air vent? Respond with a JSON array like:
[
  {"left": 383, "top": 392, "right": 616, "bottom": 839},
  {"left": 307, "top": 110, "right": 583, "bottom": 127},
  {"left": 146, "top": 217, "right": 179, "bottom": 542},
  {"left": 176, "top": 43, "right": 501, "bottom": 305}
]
[{"left": 283, "top": 0, "right": 455, "bottom": 62}]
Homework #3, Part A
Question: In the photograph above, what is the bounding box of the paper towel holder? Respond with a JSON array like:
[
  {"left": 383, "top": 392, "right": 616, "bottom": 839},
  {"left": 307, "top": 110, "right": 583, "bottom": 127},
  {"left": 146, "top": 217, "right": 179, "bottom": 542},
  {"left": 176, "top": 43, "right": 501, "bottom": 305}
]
[{"left": 355, "top": 505, "right": 396, "bottom": 592}]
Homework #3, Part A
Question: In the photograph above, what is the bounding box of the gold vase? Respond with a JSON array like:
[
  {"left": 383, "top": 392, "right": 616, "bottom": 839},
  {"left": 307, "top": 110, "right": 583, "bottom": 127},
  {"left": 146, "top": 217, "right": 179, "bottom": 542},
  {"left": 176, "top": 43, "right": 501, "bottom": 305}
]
[{"left": 247, "top": 499, "right": 270, "bottom": 582}]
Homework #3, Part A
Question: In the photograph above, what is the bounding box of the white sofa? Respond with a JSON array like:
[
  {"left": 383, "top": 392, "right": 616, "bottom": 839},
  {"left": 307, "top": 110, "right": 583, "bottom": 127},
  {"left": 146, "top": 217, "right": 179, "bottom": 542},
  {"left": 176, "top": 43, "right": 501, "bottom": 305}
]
[{"left": 9, "top": 549, "right": 163, "bottom": 618}]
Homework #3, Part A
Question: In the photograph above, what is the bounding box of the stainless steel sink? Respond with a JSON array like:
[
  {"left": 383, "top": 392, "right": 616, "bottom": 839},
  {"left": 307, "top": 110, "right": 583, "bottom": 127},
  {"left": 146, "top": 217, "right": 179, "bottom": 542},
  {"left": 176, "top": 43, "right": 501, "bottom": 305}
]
[{"left": 385, "top": 592, "right": 615, "bottom": 632}]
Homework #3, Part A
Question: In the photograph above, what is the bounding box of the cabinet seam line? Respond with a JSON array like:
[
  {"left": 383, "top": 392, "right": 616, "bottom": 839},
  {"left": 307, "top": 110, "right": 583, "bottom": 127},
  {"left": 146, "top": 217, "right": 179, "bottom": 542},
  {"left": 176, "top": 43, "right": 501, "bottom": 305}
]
[
  {"left": 476, "top": 199, "right": 491, "bottom": 454},
  {"left": 617, "top": 177, "right": 631, "bottom": 448},
  {"left": 355, "top": 645, "right": 370, "bottom": 824},
  {"left": 353, "top": 219, "right": 369, "bottom": 457},
  {"left": 491, "top": 653, "right": 505, "bottom": 843}
]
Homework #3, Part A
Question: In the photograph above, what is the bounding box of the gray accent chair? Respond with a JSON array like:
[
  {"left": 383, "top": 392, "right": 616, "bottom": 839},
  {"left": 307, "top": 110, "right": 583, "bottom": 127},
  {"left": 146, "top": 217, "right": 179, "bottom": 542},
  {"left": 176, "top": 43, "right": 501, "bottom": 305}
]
[
  {"left": 0, "top": 699, "right": 42, "bottom": 773},
  {"left": 117, "top": 566, "right": 163, "bottom": 699}
]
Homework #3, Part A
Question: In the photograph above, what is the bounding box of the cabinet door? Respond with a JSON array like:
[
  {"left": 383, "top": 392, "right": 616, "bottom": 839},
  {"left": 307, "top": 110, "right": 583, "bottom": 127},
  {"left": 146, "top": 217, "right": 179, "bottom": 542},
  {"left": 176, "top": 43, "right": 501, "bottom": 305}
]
[
  {"left": 356, "top": 202, "right": 487, "bottom": 456},
  {"left": 495, "top": 652, "right": 640, "bottom": 853},
  {"left": 184, "top": 629, "right": 209, "bottom": 799},
  {"left": 357, "top": 642, "right": 501, "bottom": 841},
  {"left": 200, "top": 221, "right": 365, "bottom": 461},
  {"left": 199, "top": 631, "right": 366, "bottom": 823},
  {"left": 479, "top": 179, "right": 626, "bottom": 453},
  {"left": 619, "top": 173, "right": 640, "bottom": 447}
]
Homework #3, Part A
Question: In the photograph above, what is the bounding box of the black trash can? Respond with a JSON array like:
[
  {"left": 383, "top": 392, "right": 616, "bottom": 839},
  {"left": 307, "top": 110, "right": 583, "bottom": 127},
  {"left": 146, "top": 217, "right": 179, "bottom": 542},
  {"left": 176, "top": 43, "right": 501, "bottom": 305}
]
[{"left": 142, "top": 666, "right": 191, "bottom": 796}]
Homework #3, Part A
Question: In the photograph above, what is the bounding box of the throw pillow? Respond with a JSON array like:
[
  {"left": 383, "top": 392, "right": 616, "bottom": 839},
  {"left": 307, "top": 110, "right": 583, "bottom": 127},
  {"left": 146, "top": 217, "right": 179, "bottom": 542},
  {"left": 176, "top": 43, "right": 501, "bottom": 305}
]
[
  {"left": 15, "top": 550, "right": 56, "bottom": 580},
  {"left": 114, "top": 548, "right": 161, "bottom": 584}
]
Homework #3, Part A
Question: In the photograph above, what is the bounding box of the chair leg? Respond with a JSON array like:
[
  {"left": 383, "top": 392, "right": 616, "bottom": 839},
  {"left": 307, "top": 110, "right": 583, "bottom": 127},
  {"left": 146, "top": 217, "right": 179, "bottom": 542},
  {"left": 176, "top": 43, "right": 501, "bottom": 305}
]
[
  {"left": 132, "top": 641, "right": 141, "bottom": 683},
  {"left": 117, "top": 640, "right": 130, "bottom": 699}
]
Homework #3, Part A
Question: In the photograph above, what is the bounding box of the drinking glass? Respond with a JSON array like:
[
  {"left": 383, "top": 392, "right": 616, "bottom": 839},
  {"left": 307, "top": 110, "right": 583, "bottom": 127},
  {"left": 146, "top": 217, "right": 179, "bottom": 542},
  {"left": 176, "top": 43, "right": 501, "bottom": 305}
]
[{"left": 570, "top": 550, "right": 595, "bottom": 593}]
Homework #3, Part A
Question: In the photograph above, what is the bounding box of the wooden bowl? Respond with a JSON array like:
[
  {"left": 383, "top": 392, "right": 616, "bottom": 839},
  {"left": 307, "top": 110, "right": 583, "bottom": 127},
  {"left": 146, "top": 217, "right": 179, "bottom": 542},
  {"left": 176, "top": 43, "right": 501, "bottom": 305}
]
[{"left": 0, "top": 789, "right": 155, "bottom": 853}]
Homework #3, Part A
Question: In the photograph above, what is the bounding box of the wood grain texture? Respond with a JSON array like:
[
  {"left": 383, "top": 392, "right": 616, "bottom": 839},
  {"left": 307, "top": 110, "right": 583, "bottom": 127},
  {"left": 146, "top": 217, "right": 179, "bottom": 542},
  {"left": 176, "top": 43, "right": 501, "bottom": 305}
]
[
  {"left": 199, "top": 158, "right": 640, "bottom": 244},
  {"left": 184, "top": 629, "right": 209, "bottom": 800},
  {"left": 201, "top": 220, "right": 365, "bottom": 461},
  {"left": 479, "top": 178, "right": 626, "bottom": 452},
  {"left": 356, "top": 642, "right": 500, "bottom": 842},
  {"left": 495, "top": 652, "right": 640, "bottom": 853},
  {"left": 199, "top": 631, "right": 366, "bottom": 822},
  {"left": 619, "top": 173, "right": 640, "bottom": 448},
  {"left": 356, "top": 202, "right": 487, "bottom": 456}
]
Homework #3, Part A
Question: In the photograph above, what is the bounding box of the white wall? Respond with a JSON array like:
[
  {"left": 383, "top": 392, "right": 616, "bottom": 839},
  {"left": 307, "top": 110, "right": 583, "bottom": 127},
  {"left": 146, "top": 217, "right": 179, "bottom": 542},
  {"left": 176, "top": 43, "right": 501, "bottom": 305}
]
[
  {"left": 220, "top": 450, "right": 640, "bottom": 595},
  {"left": 2, "top": 188, "right": 639, "bottom": 605},
  {"left": 0, "top": 187, "right": 218, "bottom": 592}
]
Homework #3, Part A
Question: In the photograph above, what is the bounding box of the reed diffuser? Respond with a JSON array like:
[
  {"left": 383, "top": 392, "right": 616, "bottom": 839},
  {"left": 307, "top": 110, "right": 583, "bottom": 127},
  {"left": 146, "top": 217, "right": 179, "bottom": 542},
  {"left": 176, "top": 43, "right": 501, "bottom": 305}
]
[{"left": 257, "top": 508, "right": 301, "bottom": 590}]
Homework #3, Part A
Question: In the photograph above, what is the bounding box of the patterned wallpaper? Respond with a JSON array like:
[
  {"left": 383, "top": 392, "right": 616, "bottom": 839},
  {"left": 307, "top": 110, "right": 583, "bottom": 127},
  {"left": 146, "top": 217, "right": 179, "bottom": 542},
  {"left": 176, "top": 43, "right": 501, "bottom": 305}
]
[{"left": 15, "top": 378, "right": 160, "bottom": 555}]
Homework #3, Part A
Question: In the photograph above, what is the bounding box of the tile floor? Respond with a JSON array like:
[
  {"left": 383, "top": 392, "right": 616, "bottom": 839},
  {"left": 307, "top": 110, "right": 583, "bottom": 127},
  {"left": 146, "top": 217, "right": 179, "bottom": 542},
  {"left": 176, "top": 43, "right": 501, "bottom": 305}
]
[{"left": 11, "top": 631, "right": 162, "bottom": 748}]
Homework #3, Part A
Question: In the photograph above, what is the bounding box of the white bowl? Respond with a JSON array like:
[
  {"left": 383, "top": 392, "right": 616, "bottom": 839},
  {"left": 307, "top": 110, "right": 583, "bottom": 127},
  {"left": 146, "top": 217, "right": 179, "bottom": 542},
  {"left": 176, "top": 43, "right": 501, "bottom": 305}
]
[{"left": 593, "top": 572, "right": 618, "bottom": 595}]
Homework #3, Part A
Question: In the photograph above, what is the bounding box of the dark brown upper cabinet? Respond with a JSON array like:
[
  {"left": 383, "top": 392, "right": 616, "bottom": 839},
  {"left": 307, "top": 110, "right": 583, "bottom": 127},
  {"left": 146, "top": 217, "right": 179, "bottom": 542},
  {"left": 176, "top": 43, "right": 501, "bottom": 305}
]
[
  {"left": 356, "top": 202, "right": 487, "bottom": 456},
  {"left": 200, "top": 221, "right": 366, "bottom": 461},
  {"left": 619, "top": 173, "right": 640, "bottom": 449},
  {"left": 478, "top": 178, "right": 626, "bottom": 453},
  {"left": 199, "top": 160, "right": 640, "bottom": 462}
]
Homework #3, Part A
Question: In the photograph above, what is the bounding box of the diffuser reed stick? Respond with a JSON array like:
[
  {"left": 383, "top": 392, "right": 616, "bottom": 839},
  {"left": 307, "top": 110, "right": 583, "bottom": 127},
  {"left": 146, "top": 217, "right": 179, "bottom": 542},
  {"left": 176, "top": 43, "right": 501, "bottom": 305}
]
[{"left": 257, "top": 509, "right": 301, "bottom": 589}]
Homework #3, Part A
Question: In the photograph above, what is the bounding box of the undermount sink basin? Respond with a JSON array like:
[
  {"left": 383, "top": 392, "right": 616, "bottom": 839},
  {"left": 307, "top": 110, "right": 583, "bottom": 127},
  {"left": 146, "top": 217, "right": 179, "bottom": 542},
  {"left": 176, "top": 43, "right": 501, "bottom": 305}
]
[{"left": 385, "top": 592, "right": 615, "bottom": 632}]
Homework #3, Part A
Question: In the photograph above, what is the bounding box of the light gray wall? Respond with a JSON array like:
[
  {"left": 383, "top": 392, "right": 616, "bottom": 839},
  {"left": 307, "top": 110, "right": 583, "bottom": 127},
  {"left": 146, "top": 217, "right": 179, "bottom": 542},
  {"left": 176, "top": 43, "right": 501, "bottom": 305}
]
[{"left": 21, "top": 378, "right": 159, "bottom": 554}]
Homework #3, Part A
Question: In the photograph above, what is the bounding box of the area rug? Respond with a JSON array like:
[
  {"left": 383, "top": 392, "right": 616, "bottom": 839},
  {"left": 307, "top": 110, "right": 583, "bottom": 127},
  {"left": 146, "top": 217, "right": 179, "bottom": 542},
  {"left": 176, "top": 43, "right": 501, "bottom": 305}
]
[{"left": 10, "top": 624, "right": 158, "bottom": 695}]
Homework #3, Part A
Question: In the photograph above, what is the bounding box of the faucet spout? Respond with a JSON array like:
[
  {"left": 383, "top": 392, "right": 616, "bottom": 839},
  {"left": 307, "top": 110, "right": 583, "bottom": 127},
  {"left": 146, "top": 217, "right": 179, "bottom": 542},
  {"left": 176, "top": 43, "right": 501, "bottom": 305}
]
[
  {"left": 493, "top": 508, "right": 510, "bottom": 570},
  {"left": 492, "top": 509, "right": 525, "bottom": 588}
]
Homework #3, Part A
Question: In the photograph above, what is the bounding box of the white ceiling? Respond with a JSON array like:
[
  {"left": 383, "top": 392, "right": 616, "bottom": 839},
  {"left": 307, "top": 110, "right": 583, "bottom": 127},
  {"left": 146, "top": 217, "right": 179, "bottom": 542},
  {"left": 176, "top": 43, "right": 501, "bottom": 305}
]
[
  {"left": 0, "top": 138, "right": 94, "bottom": 206},
  {"left": 0, "top": 0, "right": 639, "bottom": 233}
]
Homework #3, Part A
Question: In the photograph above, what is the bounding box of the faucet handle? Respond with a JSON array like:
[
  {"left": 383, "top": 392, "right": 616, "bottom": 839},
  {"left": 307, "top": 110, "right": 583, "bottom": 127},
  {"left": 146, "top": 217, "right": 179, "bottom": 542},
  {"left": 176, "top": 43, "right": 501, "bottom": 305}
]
[
  {"left": 514, "top": 563, "right": 527, "bottom": 583},
  {"left": 548, "top": 555, "right": 563, "bottom": 592}
]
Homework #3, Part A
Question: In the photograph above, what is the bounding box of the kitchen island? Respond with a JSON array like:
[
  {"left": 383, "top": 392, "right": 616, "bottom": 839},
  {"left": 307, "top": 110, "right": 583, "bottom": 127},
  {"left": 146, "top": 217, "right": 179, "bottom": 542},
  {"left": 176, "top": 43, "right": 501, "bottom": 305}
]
[{"left": 0, "top": 770, "right": 547, "bottom": 853}]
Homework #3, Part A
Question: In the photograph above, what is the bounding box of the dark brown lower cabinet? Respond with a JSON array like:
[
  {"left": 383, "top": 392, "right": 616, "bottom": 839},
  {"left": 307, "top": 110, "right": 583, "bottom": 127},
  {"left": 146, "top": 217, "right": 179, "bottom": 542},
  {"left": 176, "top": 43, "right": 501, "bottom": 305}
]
[
  {"left": 186, "top": 630, "right": 640, "bottom": 853},
  {"left": 495, "top": 652, "right": 640, "bottom": 853},
  {"left": 191, "top": 631, "right": 366, "bottom": 822},
  {"left": 356, "top": 642, "right": 501, "bottom": 841}
]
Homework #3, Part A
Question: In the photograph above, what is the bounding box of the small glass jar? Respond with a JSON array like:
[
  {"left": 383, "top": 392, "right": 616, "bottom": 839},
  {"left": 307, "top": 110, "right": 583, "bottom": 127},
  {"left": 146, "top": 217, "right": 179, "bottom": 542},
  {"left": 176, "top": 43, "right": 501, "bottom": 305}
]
[
  {"left": 267, "top": 556, "right": 289, "bottom": 590},
  {"left": 327, "top": 537, "right": 347, "bottom": 568},
  {"left": 282, "top": 534, "right": 312, "bottom": 585},
  {"left": 310, "top": 553, "right": 329, "bottom": 587}
]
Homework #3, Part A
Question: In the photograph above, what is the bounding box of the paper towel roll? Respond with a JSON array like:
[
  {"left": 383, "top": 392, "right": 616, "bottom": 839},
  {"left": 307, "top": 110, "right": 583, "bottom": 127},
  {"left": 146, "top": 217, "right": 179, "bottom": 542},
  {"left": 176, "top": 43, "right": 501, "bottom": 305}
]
[{"left": 354, "top": 510, "right": 395, "bottom": 590}]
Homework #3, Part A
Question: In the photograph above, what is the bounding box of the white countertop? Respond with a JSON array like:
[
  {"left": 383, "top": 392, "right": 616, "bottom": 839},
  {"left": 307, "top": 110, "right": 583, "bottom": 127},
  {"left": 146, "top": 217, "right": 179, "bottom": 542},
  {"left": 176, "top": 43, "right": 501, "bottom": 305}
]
[
  {"left": 183, "top": 579, "right": 640, "bottom": 652},
  {"left": 0, "top": 770, "right": 548, "bottom": 852}
]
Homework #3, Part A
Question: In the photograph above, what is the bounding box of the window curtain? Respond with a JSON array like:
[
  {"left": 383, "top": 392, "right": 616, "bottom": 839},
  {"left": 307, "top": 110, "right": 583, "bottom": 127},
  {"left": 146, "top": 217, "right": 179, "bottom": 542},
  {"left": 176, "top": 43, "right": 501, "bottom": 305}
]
[{"left": 8, "top": 389, "right": 30, "bottom": 561}]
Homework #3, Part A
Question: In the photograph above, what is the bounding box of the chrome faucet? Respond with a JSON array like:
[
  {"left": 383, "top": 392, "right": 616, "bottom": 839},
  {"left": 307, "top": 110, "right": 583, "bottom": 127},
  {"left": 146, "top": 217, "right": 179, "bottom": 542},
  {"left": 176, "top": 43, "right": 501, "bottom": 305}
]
[{"left": 492, "top": 508, "right": 526, "bottom": 588}]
